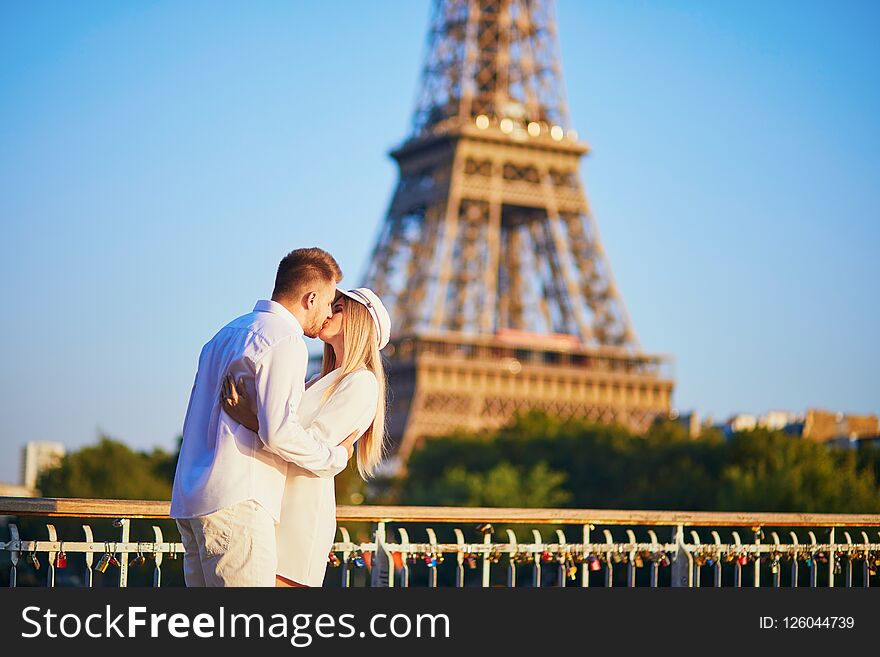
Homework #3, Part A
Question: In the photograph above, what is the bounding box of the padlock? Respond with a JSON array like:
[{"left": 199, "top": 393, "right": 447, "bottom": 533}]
[
  {"left": 466, "top": 554, "right": 477, "bottom": 569},
  {"left": 29, "top": 552, "right": 41, "bottom": 571},
  {"left": 55, "top": 551, "right": 67, "bottom": 569},
  {"left": 588, "top": 555, "right": 601, "bottom": 571},
  {"left": 130, "top": 553, "right": 146, "bottom": 567},
  {"left": 327, "top": 552, "right": 341, "bottom": 567},
  {"left": 738, "top": 554, "right": 749, "bottom": 566},
  {"left": 95, "top": 553, "right": 111, "bottom": 574},
  {"left": 541, "top": 550, "right": 553, "bottom": 563}
]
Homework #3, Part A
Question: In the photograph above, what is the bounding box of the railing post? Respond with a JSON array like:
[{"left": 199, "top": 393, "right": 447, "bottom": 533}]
[
  {"left": 338, "top": 527, "right": 353, "bottom": 588},
  {"left": 532, "top": 529, "right": 543, "bottom": 587},
  {"left": 828, "top": 527, "right": 835, "bottom": 588},
  {"left": 114, "top": 518, "right": 130, "bottom": 587},
  {"left": 603, "top": 529, "right": 614, "bottom": 588},
  {"left": 789, "top": 532, "right": 799, "bottom": 588},
  {"left": 671, "top": 524, "right": 692, "bottom": 587},
  {"left": 690, "top": 531, "right": 703, "bottom": 588},
  {"left": 425, "top": 528, "right": 439, "bottom": 588},
  {"left": 506, "top": 529, "right": 518, "bottom": 588},
  {"left": 82, "top": 525, "right": 94, "bottom": 588},
  {"left": 752, "top": 526, "right": 762, "bottom": 588},
  {"left": 453, "top": 528, "right": 465, "bottom": 588},
  {"left": 482, "top": 526, "right": 492, "bottom": 588},
  {"left": 398, "top": 528, "right": 412, "bottom": 588},
  {"left": 370, "top": 521, "right": 392, "bottom": 588},
  {"left": 808, "top": 531, "right": 818, "bottom": 588},
  {"left": 581, "top": 523, "right": 591, "bottom": 588},
  {"left": 648, "top": 530, "right": 660, "bottom": 588},
  {"left": 8, "top": 524, "right": 19, "bottom": 588},
  {"left": 627, "top": 530, "right": 638, "bottom": 588},
  {"left": 732, "top": 531, "right": 742, "bottom": 587},
  {"left": 45, "top": 524, "right": 58, "bottom": 588},
  {"left": 711, "top": 531, "right": 722, "bottom": 587},
  {"left": 556, "top": 530, "right": 568, "bottom": 588},
  {"left": 152, "top": 526, "right": 164, "bottom": 587}
]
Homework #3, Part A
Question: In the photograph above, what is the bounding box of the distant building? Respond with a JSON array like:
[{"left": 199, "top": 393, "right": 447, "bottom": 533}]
[
  {"left": 673, "top": 410, "right": 702, "bottom": 438},
  {"left": 20, "top": 441, "right": 65, "bottom": 490},
  {"left": 759, "top": 410, "right": 802, "bottom": 431},
  {"left": 803, "top": 409, "right": 880, "bottom": 442},
  {"left": 724, "top": 414, "right": 757, "bottom": 434},
  {"left": 0, "top": 482, "right": 36, "bottom": 498}
]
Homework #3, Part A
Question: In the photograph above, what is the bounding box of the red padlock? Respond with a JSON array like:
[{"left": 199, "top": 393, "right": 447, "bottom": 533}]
[
  {"left": 589, "top": 557, "right": 601, "bottom": 571},
  {"left": 738, "top": 554, "right": 749, "bottom": 566},
  {"left": 55, "top": 551, "right": 67, "bottom": 569}
]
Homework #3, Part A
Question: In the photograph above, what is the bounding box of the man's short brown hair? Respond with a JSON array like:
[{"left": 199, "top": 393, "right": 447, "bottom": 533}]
[{"left": 272, "top": 247, "right": 343, "bottom": 299}]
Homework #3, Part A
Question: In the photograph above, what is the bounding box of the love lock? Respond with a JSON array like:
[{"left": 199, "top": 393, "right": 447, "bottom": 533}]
[
  {"left": 55, "top": 546, "right": 68, "bottom": 569},
  {"left": 352, "top": 549, "right": 365, "bottom": 568}
]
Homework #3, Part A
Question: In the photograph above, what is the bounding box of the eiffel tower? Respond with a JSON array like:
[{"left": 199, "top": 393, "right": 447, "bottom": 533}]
[{"left": 364, "top": 0, "right": 674, "bottom": 465}]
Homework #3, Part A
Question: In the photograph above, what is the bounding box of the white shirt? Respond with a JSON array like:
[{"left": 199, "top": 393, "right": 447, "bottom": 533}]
[
  {"left": 170, "top": 300, "right": 349, "bottom": 522},
  {"left": 276, "top": 368, "right": 378, "bottom": 586}
]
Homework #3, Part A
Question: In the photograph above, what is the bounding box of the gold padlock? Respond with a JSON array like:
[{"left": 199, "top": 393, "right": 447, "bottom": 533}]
[{"left": 95, "top": 552, "right": 111, "bottom": 574}]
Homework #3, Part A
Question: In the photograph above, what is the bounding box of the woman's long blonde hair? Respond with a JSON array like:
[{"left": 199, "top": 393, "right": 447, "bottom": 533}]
[{"left": 320, "top": 295, "right": 387, "bottom": 479}]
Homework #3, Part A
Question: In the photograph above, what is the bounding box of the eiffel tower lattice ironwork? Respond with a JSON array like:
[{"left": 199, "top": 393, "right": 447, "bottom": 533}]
[{"left": 363, "top": 0, "right": 675, "bottom": 466}]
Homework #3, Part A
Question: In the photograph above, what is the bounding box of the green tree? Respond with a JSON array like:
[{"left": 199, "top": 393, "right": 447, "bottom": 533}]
[
  {"left": 387, "top": 412, "right": 880, "bottom": 513},
  {"left": 405, "top": 461, "right": 572, "bottom": 507},
  {"left": 717, "top": 430, "right": 880, "bottom": 513},
  {"left": 37, "top": 435, "right": 176, "bottom": 500}
]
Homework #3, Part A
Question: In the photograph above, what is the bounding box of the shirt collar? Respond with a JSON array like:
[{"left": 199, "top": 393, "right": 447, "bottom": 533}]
[{"left": 253, "top": 299, "right": 303, "bottom": 336}]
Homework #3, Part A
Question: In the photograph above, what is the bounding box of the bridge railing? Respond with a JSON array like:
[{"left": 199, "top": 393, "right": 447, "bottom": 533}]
[{"left": 2, "top": 497, "right": 880, "bottom": 588}]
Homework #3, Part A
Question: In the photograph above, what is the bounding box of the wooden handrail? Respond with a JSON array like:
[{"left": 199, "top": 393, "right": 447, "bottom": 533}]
[{"left": 2, "top": 497, "right": 880, "bottom": 526}]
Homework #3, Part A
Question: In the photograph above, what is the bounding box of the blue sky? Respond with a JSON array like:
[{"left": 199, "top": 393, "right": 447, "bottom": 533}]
[{"left": 1, "top": 1, "right": 878, "bottom": 484}]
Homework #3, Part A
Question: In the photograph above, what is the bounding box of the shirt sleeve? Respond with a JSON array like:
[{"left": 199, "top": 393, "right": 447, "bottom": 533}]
[{"left": 253, "top": 336, "right": 349, "bottom": 478}]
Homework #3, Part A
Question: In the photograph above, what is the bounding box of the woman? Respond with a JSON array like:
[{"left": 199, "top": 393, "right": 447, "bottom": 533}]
[{"left": 220, "top": 287, "right": 390, "bottom": 587}]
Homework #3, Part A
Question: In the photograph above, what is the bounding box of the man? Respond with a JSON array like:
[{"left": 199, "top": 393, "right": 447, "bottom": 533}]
[{"left": 170, "top": 247, "right": 358, "bottom": 586}]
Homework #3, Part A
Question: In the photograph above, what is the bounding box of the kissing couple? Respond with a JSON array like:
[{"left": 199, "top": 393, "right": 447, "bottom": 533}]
[{"left": 170, "top": 247, "right": 391, "bottom": 587}]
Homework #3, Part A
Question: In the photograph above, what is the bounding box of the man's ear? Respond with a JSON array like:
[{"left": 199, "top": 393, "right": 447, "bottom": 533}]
[{"left": 303, "top": 291, "right": 317, "bottom": 309}]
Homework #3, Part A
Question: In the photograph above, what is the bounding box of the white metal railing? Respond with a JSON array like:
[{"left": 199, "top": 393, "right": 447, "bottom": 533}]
[{"left": 2, "top": 497, "right": 880, "bottom": 588}]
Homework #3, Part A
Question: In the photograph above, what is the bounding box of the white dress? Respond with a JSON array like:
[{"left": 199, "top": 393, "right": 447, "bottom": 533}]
[{"left": 275, "top": 367, "right": 378, "bottom": 586}]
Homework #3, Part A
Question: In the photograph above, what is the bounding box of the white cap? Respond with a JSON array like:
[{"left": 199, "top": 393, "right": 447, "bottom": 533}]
[{"left": 336, "top": 287, "right": 392, "bottom": 350}]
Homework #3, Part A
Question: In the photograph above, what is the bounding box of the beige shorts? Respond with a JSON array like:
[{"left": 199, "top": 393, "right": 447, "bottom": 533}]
[{"left": 176, "top": 499, "right": 276, "bottom": 587}]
